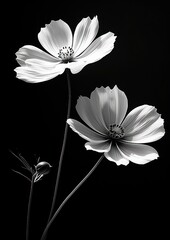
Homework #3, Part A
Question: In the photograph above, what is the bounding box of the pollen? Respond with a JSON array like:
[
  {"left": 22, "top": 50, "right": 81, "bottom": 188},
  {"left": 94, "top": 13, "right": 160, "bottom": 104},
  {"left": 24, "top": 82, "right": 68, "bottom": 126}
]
[
  {"left": 58, "top": 46, "right": 74, "bottom": 62},
  {"left": 108, "top": 124, "right": 125, "bottom": 139}
]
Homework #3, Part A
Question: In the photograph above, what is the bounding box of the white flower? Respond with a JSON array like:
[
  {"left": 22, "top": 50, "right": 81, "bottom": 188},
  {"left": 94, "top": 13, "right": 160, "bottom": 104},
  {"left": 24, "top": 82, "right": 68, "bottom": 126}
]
[
  {"left": 67, "top": 86, "right": 165, "bottom": 166},
  {"left": 15, "top": 16, "right": 116, "bottom": 83}
]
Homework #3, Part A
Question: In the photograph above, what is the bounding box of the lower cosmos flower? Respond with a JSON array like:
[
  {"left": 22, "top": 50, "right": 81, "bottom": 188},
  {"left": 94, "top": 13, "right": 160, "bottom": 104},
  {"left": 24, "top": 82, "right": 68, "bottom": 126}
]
[
  {"left": 67, "top": 86, "right": 165, "bottom": 165},
  {"left": 14, "top": 16, "right": 116, "bottom": 83}
]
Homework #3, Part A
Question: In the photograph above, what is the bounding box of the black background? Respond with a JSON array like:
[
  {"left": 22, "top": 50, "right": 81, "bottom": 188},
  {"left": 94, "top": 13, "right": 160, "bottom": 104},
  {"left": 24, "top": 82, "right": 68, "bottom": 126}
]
[{"left": 5, "top": 1, "right": 169, "bottom": 239}]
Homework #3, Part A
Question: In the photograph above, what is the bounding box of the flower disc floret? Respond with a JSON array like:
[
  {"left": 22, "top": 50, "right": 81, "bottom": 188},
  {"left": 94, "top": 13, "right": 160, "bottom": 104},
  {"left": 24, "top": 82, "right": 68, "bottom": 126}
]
[
  {"left": 108, "top": 124, "right": 125, "bottom": 139},
  {"left": 58, "top": 46, "right": 74, "bottom": 62}
]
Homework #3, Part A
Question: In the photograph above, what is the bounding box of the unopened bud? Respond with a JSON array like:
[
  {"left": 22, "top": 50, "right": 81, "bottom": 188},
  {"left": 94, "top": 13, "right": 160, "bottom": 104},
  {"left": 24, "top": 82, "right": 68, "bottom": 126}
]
[{"left": 34, "top": 161, "right": 52, "bottom": 182}]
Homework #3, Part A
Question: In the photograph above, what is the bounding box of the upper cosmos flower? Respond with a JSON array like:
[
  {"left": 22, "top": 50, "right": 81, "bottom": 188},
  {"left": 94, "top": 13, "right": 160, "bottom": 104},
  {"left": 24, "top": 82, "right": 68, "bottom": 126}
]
[
  {"left": 67, "top": 86, "right": 165, "bottom": 166},
  {"left": 14, "top": 16, "right": 116, "bottom": 83}
]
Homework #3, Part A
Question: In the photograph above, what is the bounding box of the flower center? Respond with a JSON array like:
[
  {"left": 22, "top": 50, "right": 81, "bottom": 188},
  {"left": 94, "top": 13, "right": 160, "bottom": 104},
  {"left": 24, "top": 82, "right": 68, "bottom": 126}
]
[
  {"left": 108, "top": 124, "right": 125, "bottom": 139},
  {"left": 58, "top": 46, "right": 74, "bottom": 62}
]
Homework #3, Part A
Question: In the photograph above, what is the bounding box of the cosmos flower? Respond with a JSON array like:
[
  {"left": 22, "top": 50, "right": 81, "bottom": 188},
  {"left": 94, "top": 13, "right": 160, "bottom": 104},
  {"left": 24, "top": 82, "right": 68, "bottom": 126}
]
[
  {"left": 15, "top": 16, "right": 116, "bottom": 83},
  {"left": 67, "top": 86, "right": 165, "bottom": 166}
]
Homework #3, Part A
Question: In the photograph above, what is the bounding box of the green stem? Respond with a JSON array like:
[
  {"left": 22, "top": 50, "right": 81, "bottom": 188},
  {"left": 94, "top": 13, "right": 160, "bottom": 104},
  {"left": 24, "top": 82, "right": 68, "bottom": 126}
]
[
  {"left": 26, "top": 175, "right": 34, "bottom": 240},
  {"left": 47, "top": 69, "right": 71, "bottom": 223},
  {"left": 40, "top": 154, "right": 104, "bottom": 240}
]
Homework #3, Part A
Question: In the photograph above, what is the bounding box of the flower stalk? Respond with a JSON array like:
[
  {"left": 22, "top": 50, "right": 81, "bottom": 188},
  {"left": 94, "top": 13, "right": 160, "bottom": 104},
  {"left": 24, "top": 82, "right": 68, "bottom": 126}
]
[
  {"left": 47, "top": 69, "right": 71, "bottom": 224},
  {"left": 40, "top": 154, "right": 104, "bottom": 240},
  {"left": 10, "top": 151, "right": 52, "bottom": 240},
  {"left": 26, "top": 175, "right": 34, "bottom": 240}
]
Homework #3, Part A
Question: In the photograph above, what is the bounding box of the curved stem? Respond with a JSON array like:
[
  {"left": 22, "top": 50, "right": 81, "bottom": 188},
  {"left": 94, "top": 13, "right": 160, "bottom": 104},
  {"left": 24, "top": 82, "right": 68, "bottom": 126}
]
[
  {"left": 47, "top": 69, "right": 71, "bottom": 223},
  {"left": 40, "top": 154, "right": 104, "bottom": 240},
  {"left": 26, "top": 176, "right": 34, "bottom": 240}
]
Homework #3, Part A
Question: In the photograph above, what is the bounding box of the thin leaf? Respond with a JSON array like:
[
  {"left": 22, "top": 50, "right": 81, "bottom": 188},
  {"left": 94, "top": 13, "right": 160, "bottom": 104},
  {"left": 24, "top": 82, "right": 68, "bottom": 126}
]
[
  {"left": 34, "top": 173, "right": 43, "bottom": 182},
  {"left": 37, "top": 156, "right": 40, "bottom": 163},
  {"left": 19, "top": 153, "right": 32, "bottom": 171},
  {"left": 12, "top": 169, "right": 32, "bottom": 182},
  {"left": 10, "top": 150, "right": 33, "bottom": 174}
]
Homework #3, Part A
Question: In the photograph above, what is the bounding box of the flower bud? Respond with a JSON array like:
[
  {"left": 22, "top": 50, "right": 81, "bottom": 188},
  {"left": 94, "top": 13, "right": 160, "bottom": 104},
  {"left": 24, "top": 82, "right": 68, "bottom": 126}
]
[{"left": 34, "top": 161, "right": 52, "bottom": 182}]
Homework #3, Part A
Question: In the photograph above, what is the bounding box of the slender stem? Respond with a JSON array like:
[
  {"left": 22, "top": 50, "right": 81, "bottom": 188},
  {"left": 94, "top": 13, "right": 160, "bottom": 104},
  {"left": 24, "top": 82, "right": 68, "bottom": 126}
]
[
  {"left": 40, "top": 154, "right": 104, "bottom": 240},
  {"left": 26, "top": 175, "right": 34, "bottom": 240},
  {"left": 47, "top": 69, "right": 72, "bottom": 222}
]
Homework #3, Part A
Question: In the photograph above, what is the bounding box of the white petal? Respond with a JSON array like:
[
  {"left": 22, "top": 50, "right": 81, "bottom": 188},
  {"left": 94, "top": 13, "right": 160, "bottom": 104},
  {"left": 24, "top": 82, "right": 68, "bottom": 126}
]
[
  {"left": 15, "top": 61, "right": 65, "bottom": 83},
  {"left": 38, "top": 20, "right": 72, "bottom": 58},
  {"left": 64, "top": 61, "right": 87, "bottom": 74},
  {"left": 85, "top": 141, "right": 111, "bottom": 153},
  {"left": 76, "top": 95, "right": 108, "bottom": 135},
  {"left": 73, "top": 16, "right": 99, "bottom": 57},
  {"left": 90, "top": 88, "right": 109, "bottom": 131},
  {"left": 124, "top": 119, "right": 165, "bottom": 143},
  {"left": 105, "top": 143, "right": 129, "bottom": 166},
  {"left": 92, "top": 86, "right": 128, "bottom": 128},
  {"left": 94, "top": 86, "right": 112, "bottom": 128},
  {"left": 15, "top": 45, "right": 66, "bottom": 82},
  {"left": 117, "top": 142, "right": 159, "bottom": 164},
  {"left": 111, "top": 85, "right": 128, "bottom": 125},
  {"left": 76, "top": 32, "right": 116, "bottom": 63},
  {"left": 15, "top": 45, "right": 58, "bottom": 66},
  {"left": 67, "top": 119, "right": 106, "bottom": 142},
  {"left": 122, "top": 105, "right": 165, "bottom": 143}
]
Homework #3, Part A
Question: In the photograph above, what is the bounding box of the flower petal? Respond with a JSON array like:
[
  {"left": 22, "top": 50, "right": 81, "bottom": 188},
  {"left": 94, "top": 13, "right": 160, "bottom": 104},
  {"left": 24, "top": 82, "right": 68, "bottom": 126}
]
[
  {"left": 122, "top": 105, "right": 165, "bottom": 143},
  {"left": 105, "top": 143, "right": 129, "bottom": 166},
  {"left": 76, "top": 95, "right": 108, "bottom": 135},
  {"left": 76, "top": 32, "right": 116, "bottom": 64},
  {"left": 117, "top": 142, "right": 159, "bottom": 164},
  {"left": 73, "top": 16, "right": 99, "bottom": 57},
  {"left": 90, "top": 88, "right": 109, "bottom": 131},
  {"left": 15, "top": 45, "right": 64, "bottom": 82},
  {"left": 38, "top": 20, "right": 72, "bottom": 58},
  {"left": 63, "top": 61, "right": 87, "bottom": 74},
  {"left": 15, "top": 45, "right": 58, "bottom": 66},
  {"left": 15, "top": 60, "right": 65, "bottom": 83},
  {"left": 111, "top": 85, "right": 128, "bottom": 125},
  {"left": 85, "top": 140, "right": 111, "bottom": 153},
  {"left": 92, "top": 86, "right": 128, "bottom": 128},
  {"left": 67, "top": 119, "right": 106, "bottom": 142}
]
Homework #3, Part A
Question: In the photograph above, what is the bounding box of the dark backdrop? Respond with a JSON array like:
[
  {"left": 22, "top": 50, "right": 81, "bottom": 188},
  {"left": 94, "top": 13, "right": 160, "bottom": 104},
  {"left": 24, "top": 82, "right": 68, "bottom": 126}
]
[{"left": 5, "top": 1, "right": 168, "bottom": 239}]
